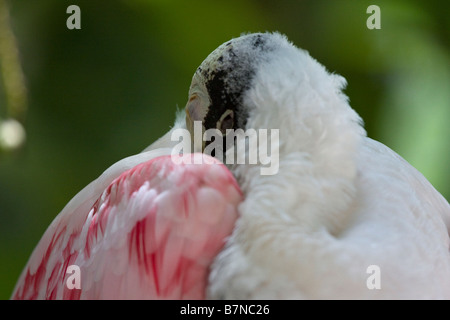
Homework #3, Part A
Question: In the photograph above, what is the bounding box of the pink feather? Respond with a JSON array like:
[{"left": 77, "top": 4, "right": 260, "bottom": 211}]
[{"left": 12, "top": 153, "right": 242, "bottom": 299}]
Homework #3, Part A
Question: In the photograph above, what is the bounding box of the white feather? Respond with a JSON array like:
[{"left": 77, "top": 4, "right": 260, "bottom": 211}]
[{"left": 207, "top": 32, "right": 450, "bottom": 299}]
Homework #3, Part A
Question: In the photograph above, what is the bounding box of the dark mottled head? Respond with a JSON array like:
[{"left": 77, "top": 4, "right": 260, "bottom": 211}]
[{"left": 185, "top": 33, "right": 280, "bottom": 149}]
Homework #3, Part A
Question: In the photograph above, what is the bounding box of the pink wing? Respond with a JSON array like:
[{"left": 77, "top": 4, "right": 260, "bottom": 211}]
[{"left": 12, "top": 153, "right": 242, "bottom": 299}]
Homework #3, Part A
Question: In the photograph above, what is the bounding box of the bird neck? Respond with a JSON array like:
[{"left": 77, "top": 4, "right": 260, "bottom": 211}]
[
  {"left": 231, "top": 52, "right": 368, "bottom": 234},
  {"left": 230, "top": 108, "right": 365, "bottom": 236}
]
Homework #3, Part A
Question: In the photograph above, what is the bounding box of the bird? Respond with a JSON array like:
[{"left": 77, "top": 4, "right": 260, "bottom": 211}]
[{"left": 12, "top": 32, "right": 450, "bottom": 299}]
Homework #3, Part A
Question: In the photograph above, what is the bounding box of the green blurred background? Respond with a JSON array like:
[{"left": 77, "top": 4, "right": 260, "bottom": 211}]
[{"left": 0, "top": 0, "right": 448, "bottom": 299}]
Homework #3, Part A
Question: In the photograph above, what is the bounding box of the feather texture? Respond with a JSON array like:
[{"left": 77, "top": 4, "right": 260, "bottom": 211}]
[
  {"left": 206, "top": 32, "right": 450, "bottom": 299},
  {"left": 12, "top": 153, "right": 241, "bottom": 299}
]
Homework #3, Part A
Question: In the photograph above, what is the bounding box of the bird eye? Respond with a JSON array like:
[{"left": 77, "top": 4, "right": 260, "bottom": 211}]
[{"left": 217, "top": 110, "right": 234, "bottom": 134}]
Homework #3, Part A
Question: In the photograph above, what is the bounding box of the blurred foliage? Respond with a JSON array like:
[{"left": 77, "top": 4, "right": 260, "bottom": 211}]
[
  {"left": 0, "top": 0, "right": 448, "bottom": 299},
  {"left": 0, "top": 0, "right": 27, "bottom": 151}
]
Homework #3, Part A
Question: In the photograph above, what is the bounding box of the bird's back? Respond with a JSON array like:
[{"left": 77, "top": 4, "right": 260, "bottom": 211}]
[{"left": 12, "top": 152, "right": 242, "bottom": 299}]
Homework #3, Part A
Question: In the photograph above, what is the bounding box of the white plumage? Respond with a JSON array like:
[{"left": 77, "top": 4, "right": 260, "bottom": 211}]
[{"left": 189, "top": 32, "right": 450, "bottom": 299}]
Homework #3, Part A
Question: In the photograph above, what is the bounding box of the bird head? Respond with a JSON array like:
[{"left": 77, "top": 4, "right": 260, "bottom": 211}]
[
  {"left": 184, "top": 32, "right": 364, "bottom": 177},
  {"left": 185, "top": 33, "right": 284, "bottom": 151}
]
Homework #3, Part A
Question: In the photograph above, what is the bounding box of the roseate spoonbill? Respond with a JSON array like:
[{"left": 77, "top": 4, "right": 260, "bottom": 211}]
[{"left": 12, "top": 32, "right": 450, "bottom": 299}]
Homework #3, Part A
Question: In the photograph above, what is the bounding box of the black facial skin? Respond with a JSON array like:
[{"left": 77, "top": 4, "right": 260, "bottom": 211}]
[
  {"left": 200, "top": 34, "right": 272, "bottom": 133},
  {"left": 193, "top": 33, "right": 279, "bottom": 154}
]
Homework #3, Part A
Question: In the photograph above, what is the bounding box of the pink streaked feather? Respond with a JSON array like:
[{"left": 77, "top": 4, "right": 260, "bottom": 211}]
[{"left": 12, "top": 153, "right": 242, "bottom": 300}]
